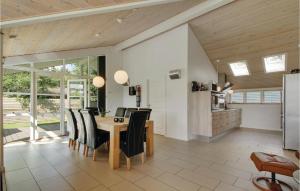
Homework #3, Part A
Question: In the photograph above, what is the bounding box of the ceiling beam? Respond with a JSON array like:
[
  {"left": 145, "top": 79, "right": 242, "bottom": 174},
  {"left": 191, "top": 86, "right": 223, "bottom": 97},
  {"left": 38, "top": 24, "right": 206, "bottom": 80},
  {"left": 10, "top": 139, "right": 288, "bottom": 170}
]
[
  {"left": 0, "top": 0, "right": 183, "bottom": 28},
  {"left": 115, "top": 0, "right": 235, "bottom": 50}
]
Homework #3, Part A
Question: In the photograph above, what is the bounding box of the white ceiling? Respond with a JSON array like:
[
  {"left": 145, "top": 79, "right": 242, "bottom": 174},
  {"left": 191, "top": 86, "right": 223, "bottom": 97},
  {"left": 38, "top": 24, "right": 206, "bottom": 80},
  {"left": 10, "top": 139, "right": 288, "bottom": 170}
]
[{"left": 2, "top": 0, "right": 299, "bottom": 89}]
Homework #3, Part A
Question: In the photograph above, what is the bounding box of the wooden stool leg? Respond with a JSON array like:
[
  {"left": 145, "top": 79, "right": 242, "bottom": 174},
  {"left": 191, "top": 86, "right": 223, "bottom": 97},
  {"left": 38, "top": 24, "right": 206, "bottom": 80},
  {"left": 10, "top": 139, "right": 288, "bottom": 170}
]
[
  {"left": 73, "top": 141, "right": 76, "bottom": 150},
  {"left": 85, "top": 147, "right": 89, "bottom": 157},
  {"left": 68, "top": 139, "right": 71, "bottom": 148},
  {"left": 141, "top": 153, "right": 144, "bottom": 164},
  {"left": 83, "top": 145, "right": 86, "bottom": 155},
  {"left": 93, "top": 149, "right": 97, "bottom": 161},
  {"left": 126, "top": 157, "right": 131, "bottom": 170}
]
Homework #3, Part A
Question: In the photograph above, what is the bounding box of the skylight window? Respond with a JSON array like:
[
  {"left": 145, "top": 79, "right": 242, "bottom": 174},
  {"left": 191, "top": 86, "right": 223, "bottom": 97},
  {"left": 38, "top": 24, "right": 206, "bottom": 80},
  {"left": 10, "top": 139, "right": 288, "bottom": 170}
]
[
  {"left": 229, "top": 61, "right": 250, "bottom": 76},
  {"left": 264, "top": 53, "right": 286, "bottom": 73}
]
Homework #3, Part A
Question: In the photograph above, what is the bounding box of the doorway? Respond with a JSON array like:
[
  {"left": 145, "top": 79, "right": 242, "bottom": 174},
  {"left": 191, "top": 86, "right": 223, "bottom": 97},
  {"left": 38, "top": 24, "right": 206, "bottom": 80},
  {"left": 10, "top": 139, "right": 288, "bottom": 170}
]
[{"left": 67, "top": 79, "right": 87, "bottom": 109}]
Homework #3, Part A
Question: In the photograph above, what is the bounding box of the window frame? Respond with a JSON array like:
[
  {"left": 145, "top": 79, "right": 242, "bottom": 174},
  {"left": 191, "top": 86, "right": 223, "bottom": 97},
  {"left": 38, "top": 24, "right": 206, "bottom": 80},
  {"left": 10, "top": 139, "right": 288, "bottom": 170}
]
[
  {"left": 229, "top": 88, "right": 282, "bottom": 104},
  {"left": 263, "top": 53, "right": 287, "bottom": 73},
  {"left": 228, "top": 60, "right": 250, "bottom": 77}
]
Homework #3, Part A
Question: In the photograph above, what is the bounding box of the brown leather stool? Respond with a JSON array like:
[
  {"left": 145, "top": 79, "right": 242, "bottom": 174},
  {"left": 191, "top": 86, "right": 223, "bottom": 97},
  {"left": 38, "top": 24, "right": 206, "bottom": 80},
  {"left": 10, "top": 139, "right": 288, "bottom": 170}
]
[{"left": 250, "top": 152, "right": 299, "bottom": 191}]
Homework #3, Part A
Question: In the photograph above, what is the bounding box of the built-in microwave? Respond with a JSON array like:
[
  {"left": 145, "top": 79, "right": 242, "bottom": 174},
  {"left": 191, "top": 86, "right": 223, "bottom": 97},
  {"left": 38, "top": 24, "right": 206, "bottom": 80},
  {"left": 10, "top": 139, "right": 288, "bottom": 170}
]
[{"left": 211, "top": 92, "right": 225, "bottom": 110}]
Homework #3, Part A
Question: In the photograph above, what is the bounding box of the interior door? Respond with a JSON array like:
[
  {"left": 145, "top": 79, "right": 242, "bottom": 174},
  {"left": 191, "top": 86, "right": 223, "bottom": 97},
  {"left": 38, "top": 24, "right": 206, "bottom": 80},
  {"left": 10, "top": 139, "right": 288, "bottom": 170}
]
[
  {"left": 67, "top": 79, "right": 87, "bottom": 109},
  {"left": 147, "top": 79, "right": 166, "bottom": 135}
]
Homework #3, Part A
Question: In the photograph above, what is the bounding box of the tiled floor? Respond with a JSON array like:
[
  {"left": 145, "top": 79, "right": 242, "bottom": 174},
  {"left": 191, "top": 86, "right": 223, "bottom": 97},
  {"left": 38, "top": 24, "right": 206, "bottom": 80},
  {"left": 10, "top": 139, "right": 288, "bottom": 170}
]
[{"left": 4, "top": 129, "right": 300, "bottom": 191}]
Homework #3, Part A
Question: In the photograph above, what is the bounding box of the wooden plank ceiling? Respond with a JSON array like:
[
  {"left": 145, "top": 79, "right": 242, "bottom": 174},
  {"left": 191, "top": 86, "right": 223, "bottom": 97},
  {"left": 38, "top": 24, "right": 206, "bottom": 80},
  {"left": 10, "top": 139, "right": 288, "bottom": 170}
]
[
  {"left": 0, "top": 0, "right": 141, "bottom": 21},
  {"left": 189, "top": 0, "right": 299, "bottom": 89},
  {"left": 3, "top": 0, "right": 203, "bottom": 57}
]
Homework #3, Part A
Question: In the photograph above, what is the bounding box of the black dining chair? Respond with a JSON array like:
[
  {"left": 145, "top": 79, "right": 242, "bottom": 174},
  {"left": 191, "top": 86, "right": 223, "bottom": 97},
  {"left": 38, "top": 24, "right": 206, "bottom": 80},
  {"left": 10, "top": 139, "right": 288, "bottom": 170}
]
[
  {"left": 120, "top": 111, "right": 148, "bottom": 170},
  {"left": 65, "top": 108, "right": 78, "bottom": 150},
  {"left": 85, "top": 107, "right": 99, "bottom": 115},
  {"left": 115, "top": 107, "right": 127, "bottom": 117},
  {"left": 73, "top": 110, "right": 87, "bottom": 155},
  {"left": 138, "top": 108, "right": 152, "bottom": 120},
  {"left": 139, "top": 108, "right": 152, "bottom": 141},
  {"left": 124, "top": 108, "right": 138, "bottom": 118},
  {"left": 81, "top": 109, "right": 110, "bottom": 161}
]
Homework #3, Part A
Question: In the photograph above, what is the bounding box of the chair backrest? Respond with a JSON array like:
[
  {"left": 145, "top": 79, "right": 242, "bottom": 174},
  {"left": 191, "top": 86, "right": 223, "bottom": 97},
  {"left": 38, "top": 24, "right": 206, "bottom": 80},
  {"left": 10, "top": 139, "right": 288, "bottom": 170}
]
[
  {"left": 124, "top": 108, "right": 138, "bottom": 118},
  {"left": 124, "top": 111, "right": 148, "bottom": 157},
  {"left": 85, "top": 107, "right": 99, "bottom": 115},
  {"left": 138, "top": 108, "right": 152, "bottom": 120},
  {"left": 73, "top": 110, "right": 87, "bottom": 144},
  {"left": 65, "top": 108, "right": 78, "bottom": 140},
  {"left": 81, "top": 109, "right": 97, "bottom": 148},
  {"left": 115, "top": 107, "right": 127, "bottom": 117}
]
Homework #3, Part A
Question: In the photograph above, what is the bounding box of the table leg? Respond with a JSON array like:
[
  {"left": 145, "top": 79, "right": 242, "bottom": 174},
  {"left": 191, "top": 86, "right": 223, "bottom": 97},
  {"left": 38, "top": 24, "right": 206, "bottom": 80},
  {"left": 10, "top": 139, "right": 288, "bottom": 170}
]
[
  {"left": 146, "top": 121, "right": 154, "bottom": 156},
  {"left": 109, "top": 125, "right": 120, "bottom": 169}
]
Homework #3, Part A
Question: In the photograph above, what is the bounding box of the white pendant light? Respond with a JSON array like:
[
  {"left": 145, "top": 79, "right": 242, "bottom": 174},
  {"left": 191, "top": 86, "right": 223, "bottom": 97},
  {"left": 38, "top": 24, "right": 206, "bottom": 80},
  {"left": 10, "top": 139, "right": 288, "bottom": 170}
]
[
  {"left": 93, "top": 76, "right": 105, "bottom": 88},
  {"left": 114, "top": 70, "right": 129, "bottom": 85}
]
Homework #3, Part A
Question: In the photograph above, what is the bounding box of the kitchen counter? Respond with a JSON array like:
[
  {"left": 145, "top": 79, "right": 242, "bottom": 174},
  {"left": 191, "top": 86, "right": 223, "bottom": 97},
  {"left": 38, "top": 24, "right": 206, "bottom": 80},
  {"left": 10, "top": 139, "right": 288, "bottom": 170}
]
[
  {"left": 190, "top": 91, "right": 241, "bottom": 140},
  {"left": 212, "top": 108, "right": 239, "bottom": 112},
  {"left": 212, "top": 108, "right": 241, "bottom": 136}
]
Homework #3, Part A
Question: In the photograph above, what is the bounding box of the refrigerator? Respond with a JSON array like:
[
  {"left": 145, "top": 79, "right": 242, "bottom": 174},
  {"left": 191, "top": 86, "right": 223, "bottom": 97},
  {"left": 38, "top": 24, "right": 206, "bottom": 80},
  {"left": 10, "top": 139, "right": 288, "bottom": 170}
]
[{"left": 283, "top": 73, "right": 300, "bottom": 150}]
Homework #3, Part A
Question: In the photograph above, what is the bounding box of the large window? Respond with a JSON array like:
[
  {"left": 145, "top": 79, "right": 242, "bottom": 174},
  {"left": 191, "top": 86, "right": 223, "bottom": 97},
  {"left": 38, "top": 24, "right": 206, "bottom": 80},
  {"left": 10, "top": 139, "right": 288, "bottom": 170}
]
[
  {"left": 263, "top": 91, "right": 281, "bottom": 103},
  {"left": 2, "top": 56, "right": 101, "bottom": 143},
  {"left": 246, "top": 91, "right": 261, "bottom": 103},
  {"left": 230, "top": 92, "right": 244, "bottom": 103},
  {"left": 230, "top": 89, "right": 282, "bottom": 104}
]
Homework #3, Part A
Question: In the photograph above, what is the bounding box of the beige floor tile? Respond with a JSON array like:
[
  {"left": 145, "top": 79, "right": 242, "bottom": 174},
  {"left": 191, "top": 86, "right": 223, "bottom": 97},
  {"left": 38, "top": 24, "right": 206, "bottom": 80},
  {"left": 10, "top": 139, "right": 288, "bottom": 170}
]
[
  {"left": 177, "top": 169, "right": 219, "bottom": 190},
  {"left": 65, "top": 171, "right": 99, "bottom": 191},
  {"left": 86, "top": 168, "right": 123, "bottom": 187},
  {"left": 110, "top": 181, "right": 143, "bottom": 191},
  {"left": 194, "top": 166, "right": 238, "bottom": 184},
  {"left": 89, "top": 185, "right": 110, "bottom": 191},
  {"left": 6, "top": 168, "right": 34, "bottom": 185},
  {"left": 234, "top": 178, "right": 259, "bottom": 191},
  {"left": 30, "top": 165, "right": 60, "bottom": 181},
  {"left": 135, "top": 176, "right": 177, "bottom": 191},
  {"left": 198, "top": 187, "right": 213, "bottom": 191},
  {"left": 24, "top": 156, "right": 50, "bottom": 169},
  {"left": 38, "top": 175, "right": 74, "bottom": 191},
  {"left": 115, "top": 168, "right": 146, "bottom": 182},
  {"left": 133, "top": 163, "right": 164, "bottom": 178},
  {"left": 210, "top": 163, "right": 252, "bottom": 180},
  {"left": 5, "top": 158, "right": 27, "bottom": 171},
  {"left": 215, "top": 182, "right": 246, "bottom": 191},
  {"left": 7, "top": 178, "right": 40, "bottom": 191},
  {"left": 168, "top": 158, "right": 199, "bottom": 170},
  {"left": 4, "top": 129, "right": 290, "bottom": 191},
  {"left": 146, "top": 159, "right": 182, "bottom": 174},
  {"left": 158, "top": 172, "right": 200, "bottom": 191},
  {"left": 54, "top": 163, "right": 82, "bottom": 177}
]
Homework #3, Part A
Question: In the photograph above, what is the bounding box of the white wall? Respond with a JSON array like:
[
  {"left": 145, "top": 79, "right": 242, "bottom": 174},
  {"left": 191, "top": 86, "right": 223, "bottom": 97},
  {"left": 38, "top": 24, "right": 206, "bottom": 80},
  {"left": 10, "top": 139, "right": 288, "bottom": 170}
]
[
  {"left": 229, "top": 104, "right": 282, "bottom": 131},
  {"left": 121, "top": 24, "right": 218, "bottom": 141},
  {"left": 122, "top": 24, "right": 189, "bottom": 140},
  {"left": 187, "top": 26, "right": 218, "bottom": 139}
]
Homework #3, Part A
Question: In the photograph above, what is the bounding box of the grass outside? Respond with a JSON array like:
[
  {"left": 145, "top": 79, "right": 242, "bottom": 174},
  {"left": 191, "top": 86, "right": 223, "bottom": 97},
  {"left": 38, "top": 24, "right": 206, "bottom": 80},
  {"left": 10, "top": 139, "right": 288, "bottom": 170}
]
[{"left": 4, "top": 119, "right": 61, "bottom": 129}]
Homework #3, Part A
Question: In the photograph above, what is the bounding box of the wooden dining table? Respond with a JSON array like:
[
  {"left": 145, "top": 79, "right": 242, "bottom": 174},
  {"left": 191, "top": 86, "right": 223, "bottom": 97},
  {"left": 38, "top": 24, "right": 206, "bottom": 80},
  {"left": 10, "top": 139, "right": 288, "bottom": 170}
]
[{"left": 95, "top": 116, "right": 154, "bottom": 169}]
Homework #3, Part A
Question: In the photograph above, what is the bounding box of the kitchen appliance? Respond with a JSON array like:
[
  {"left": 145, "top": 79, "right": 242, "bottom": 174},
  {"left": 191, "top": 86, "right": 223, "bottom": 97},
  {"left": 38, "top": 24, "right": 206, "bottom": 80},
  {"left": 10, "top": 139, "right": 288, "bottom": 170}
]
[
  {"left": 211, "top": 91, "right": 225, "bottom": 110},
  {"left": 208, "top": 82, "right": 218, "bottom": 91},
  {"left": 283, "top": 73, "right": 300, "bottom": 150},
  {"left": 168, "top": 69, "right": 181, "bottom": 80},
  {"left": 192, "top": 81, "right": 199, "bottom": 91}
]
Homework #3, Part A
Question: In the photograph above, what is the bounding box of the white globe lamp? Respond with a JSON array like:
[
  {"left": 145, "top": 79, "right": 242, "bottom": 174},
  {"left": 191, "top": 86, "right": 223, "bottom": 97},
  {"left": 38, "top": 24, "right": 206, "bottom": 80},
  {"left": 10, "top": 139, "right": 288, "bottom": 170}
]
[
  {"left": 93, "top": 76, "right": 105, "bottom": 88},
  {"left": 114, "top": 70, "right": 129, "bottom": 85}
]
